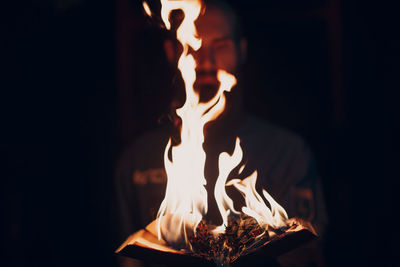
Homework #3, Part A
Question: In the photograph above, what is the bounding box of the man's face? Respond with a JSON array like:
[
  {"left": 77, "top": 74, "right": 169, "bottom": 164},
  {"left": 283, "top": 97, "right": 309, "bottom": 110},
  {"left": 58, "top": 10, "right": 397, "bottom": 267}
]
[{"left": 193, "top": 7, "right": 242, "bottom": 101}]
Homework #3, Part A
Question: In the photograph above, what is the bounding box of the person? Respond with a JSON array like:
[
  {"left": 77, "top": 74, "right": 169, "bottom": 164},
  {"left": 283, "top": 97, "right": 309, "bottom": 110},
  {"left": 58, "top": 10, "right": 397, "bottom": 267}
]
[{"left": 114, "top": 1, "right": 328, "bottom": 266}]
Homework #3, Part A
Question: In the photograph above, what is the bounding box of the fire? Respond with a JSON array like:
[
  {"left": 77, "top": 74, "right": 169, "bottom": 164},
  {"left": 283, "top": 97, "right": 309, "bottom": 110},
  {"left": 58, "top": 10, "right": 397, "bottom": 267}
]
[
  {"left": 142, "top": 1, "right": 152, "bottom": 17},
  {"left": 155, "top": 0, "right": 288, "bottom": 248},
  {"left": 227, "top": 174, "right": 288, "bottom": 232}
]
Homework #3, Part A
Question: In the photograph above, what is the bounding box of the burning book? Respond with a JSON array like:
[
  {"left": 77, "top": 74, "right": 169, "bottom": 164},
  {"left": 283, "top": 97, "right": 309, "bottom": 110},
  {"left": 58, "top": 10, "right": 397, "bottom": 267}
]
[
  {"left": 117, "top": 1, "right": 318, "bottom": 265},
  {"left": 117, "top": 216, "right": 316, "bottom": 266}
]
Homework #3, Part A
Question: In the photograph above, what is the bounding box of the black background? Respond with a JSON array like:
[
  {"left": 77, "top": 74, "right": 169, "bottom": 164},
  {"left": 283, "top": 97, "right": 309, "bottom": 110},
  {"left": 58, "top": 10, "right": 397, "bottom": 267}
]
[{"left": 2, "top": 0, "right": 398, "bottom": 266}]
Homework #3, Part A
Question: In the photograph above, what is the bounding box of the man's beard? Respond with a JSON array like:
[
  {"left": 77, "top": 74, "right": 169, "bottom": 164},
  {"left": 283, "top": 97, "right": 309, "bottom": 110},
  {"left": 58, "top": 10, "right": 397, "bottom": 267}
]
[{"left": 194, "top": 69, "right": 219, "bottom": 103}]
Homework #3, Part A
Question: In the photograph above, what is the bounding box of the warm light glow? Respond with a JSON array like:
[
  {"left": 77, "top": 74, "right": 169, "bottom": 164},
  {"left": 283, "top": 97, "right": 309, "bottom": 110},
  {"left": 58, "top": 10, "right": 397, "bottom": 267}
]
[
  {"left": 227, "top": 175, "right": 288, "bottom": 231},
  {"left": 213, "top": 137, "right": 242, "bottom": 234},
  {"left": 156, "top": 0, "right": 208, "bottom": 248},
  {"left": 142, "top": 1, "right": 152, "bottom": 17},
  {"left": 154, "top": 0, "right": 288, "bottom": 248}
]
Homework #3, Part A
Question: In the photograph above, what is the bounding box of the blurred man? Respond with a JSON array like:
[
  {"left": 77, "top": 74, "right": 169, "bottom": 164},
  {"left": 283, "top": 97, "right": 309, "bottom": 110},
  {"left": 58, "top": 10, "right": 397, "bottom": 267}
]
[{"left": 115, "top": 1, "right": 328, "bottom": 266}]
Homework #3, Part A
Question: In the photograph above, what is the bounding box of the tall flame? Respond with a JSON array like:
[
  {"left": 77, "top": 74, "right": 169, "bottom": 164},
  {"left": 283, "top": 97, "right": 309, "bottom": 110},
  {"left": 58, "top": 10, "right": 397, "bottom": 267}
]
[
  {"left": 156, "top": 0, "right": 237, "bottom": 247},
  {"left": 156, "top": 0, "right": 288, "bottom": 248}
]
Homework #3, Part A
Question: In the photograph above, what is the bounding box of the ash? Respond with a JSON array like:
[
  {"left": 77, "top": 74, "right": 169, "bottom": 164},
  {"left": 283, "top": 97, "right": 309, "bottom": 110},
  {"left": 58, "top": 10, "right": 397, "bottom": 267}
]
[{"left": 187, "top": 215, "right": 289, "bottom": 266}]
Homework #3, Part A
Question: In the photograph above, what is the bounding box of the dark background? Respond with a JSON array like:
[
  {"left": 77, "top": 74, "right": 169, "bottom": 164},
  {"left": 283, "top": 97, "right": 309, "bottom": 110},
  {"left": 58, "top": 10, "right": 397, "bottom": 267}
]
[{"left": 2, "top": 0, "right": 397, "bottom": 266}]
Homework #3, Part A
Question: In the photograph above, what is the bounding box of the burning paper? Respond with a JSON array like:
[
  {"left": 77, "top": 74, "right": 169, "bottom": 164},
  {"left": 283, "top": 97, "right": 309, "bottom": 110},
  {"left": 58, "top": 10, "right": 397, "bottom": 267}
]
[
  {"left": 117, "top": 1, "right": 317, "bottom": 266},
  {"left": 117, "top": 217, "right": 316, "bottom": 266}
]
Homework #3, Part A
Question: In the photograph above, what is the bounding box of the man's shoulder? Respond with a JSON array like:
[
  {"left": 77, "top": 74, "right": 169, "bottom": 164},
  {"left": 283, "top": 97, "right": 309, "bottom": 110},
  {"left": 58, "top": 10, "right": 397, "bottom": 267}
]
[
  {"left": 239, "top": 116, "right": 318, "bottom": 213},
  {"left": 116, "top": 126, "right": 170, "bottom": 173},
  {"left": 240, "top": 115, "right": 307, "bottom": 153},
  {"left": 133, "top": 127, "right": 170, "bottom": 150},
  {"left": 238, "top": 115, "right": 313, "bottom": 186}
]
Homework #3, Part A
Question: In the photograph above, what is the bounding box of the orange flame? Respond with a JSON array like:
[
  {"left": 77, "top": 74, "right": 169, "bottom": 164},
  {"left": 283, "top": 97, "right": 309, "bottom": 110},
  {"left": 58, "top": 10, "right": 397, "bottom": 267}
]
[
  {"left": 142, "top": 1, "right": 152, "bottom": 17},
  {"left": 212, "top": 137, "right": 242, "bottom": 234},
  {"left": 155, "top": 0, "right": 288, "bottom": 247},
  {"left": 227, "top": 174, "right": 288, "bottom": 233},
  {"left": 157, "top": 0, "right": 207, "bottom": 247}
]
